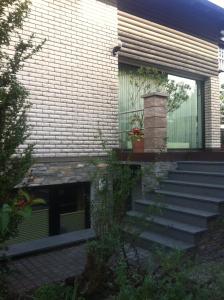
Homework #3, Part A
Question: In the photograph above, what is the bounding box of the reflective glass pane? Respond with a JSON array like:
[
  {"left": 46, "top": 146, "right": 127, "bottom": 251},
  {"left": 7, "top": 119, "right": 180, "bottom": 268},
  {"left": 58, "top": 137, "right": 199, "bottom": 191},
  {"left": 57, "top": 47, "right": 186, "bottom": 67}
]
[
  {"left": 167, "top": 75, "right": 202, "bottom": 149},
  {"left": 118, "top": 65, "right": 203, "bottom": 150}
]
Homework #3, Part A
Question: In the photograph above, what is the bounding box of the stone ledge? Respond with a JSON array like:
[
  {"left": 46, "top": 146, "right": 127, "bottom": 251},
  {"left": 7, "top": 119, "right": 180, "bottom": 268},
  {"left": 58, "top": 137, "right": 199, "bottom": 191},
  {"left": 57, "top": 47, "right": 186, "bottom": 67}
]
[
  {"left": 0, "top": 228, "right": 95, "bottom": 259},
  {"left": 142, "top": 91, "right": 168, "bottom": 98}
]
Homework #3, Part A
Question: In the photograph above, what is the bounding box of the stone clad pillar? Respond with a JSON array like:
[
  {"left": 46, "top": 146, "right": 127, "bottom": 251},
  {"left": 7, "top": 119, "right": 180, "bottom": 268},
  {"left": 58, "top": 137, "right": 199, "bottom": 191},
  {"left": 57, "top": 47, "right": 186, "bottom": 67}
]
[
  {"left": 143, "top": 92, "right": 168, "bottom": 152},
  {"left": 204, "top": 76, "right": 221, "bottom": 149}
]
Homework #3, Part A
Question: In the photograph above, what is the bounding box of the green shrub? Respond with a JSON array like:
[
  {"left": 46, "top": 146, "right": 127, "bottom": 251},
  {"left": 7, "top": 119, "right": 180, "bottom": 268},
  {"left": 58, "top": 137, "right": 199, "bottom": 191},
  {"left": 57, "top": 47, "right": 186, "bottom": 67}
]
[
  {"left": 33, "top": 284, "right": 75, "bottom": 300},
  {"left": 114, "top": 250, "right": 215, "bottom": 300}
]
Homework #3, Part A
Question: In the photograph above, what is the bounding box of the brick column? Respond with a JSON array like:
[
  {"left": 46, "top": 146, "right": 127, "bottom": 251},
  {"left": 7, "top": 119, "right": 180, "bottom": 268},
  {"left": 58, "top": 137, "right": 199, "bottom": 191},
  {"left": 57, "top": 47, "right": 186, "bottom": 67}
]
[
  {"left": 143, "top": 92, "right": 168, "bottom": 152},
  {"left": 204, "top": 76, "right": 221, "bottom": 149}
]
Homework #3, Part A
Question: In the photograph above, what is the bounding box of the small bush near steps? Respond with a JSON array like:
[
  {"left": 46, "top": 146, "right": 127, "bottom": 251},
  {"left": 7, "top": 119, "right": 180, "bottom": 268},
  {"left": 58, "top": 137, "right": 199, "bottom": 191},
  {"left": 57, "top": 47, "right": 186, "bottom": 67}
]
[
  {"left": 24, "top": 250, "right": 224, "bottom": 300},
  {"left": 33, "top": 284, "right": 80, "bottom": 300}
]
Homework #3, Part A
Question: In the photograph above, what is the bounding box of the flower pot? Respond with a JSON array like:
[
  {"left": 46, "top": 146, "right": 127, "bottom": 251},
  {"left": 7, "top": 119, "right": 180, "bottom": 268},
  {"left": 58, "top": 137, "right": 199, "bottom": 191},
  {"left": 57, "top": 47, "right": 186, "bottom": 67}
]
[{"left": 132, "top": 139, "right": 144, "bottom": 153}]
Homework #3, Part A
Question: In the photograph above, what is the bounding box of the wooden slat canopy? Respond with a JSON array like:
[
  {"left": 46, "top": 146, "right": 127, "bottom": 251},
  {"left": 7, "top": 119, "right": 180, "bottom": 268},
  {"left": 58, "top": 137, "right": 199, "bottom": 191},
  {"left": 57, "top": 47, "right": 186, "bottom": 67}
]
[{"left": 118, "top": 11, "right": 219, "bottom": 78}]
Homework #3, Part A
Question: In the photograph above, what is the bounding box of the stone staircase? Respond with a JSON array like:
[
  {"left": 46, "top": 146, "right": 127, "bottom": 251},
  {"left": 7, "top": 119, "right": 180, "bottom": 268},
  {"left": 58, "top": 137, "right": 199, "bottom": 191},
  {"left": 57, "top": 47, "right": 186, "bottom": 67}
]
[{"left": 126, "top": 161, "right": 224, "bottom": 252}]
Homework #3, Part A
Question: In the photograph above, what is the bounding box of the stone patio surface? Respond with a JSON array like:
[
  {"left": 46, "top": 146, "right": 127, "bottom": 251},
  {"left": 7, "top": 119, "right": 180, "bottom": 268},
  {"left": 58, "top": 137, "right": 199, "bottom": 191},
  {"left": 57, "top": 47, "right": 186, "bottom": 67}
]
[{"left": 9, "top": 243, "right": 87, "bottom": 295}]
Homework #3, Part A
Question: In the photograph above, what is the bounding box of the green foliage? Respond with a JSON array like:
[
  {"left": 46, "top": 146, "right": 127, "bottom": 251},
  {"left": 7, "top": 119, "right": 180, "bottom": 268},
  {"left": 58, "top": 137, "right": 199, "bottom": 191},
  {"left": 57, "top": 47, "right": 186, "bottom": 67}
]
[
  {"left": 81, "top": 133, "right": 143, "bottom": 296},
  {"left": 114, "top": 250, "right": 210, "bottom": 300},
  {"left": 0, "top": 2, "right": 45, "bottom": 298},
  {"left": 90, "top": 144, "right": 141, "bottom": 237},
  {"left": 33, "top": 284, "right": 78, "bottom": 300},
  {"left": 87, "top": 226, "right": 121, "bottom": 265},
  {"left": 129, "top": 67, "right": 190, "bottom": 129},
  {"left": 0, "top": 0, "right": 45, "bottom": 203},
  {"left": 0, "top": 189, "right": 45, "bottom": 244}
]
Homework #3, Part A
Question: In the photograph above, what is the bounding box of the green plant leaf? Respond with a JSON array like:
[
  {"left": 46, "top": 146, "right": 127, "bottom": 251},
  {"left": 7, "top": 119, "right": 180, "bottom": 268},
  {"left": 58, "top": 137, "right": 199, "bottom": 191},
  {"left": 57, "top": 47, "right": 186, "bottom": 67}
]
[
  {"left": 19, "top": 190, "right": 30, "bottom": 202},
  {"left": 0, "top": 204, "right": 12, "bottom": 234},
  {"left": 18, "top": 206, "right": 32, "bottom": 218},
  {"left": 31, "top": 198, "right": 46, "bottom": 206}
]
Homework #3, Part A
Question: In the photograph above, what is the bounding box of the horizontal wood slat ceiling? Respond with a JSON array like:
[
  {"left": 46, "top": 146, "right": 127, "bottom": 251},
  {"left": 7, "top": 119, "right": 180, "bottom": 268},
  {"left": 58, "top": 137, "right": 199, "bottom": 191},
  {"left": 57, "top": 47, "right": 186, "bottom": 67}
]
[{"left": 118, "top": 11, "right": 219, "bottom": 77}]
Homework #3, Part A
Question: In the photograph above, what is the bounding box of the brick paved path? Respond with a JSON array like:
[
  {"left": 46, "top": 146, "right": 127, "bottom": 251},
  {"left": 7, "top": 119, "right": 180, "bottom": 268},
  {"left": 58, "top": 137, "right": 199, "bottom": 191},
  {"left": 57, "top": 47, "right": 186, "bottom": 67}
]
[
  {"left": 8, "top": 243, "right": 150, "bottom": 298},
  {"left": 9, "top": 244, "right": 87, "bottom": 295}
]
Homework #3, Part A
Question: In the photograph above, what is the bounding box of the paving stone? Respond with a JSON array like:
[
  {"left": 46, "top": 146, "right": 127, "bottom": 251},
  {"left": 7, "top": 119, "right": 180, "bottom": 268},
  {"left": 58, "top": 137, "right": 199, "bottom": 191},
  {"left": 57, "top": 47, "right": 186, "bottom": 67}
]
[{"left": 8, "top": 244, "right": 87, "bottom": 295}]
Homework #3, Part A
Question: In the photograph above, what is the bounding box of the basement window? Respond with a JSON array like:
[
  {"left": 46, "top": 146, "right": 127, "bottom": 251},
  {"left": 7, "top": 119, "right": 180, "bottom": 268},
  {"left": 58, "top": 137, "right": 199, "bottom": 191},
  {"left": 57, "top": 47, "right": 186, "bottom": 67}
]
[{"left": 8, "top": 182, "right": 91, "bottom": 245}]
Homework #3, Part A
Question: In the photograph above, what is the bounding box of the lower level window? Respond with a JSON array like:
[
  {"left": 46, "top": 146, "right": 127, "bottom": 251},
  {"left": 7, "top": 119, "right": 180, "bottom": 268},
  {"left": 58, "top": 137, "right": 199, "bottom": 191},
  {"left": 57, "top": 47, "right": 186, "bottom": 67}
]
[{"left": 8, "top": 183, "right": 91, "bottom": 245}]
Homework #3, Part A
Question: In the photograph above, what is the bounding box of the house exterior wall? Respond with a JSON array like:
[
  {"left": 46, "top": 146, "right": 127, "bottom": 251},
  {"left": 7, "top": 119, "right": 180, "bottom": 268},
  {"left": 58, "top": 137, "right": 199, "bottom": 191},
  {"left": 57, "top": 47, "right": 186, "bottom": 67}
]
[
  {"left": 20, "top": 0, "right": 119, "bottom": 158},
  {"left": 117, "top": 11, "right": 221, "bottom": 149},
  {"left": 20, "top": 1, "right": 221, "bottom": 160},
  {"left": 11, "top": 0, "right": 222, "bottom": 244},
  {"left": 16, "top": 1, "right": 221, "bottom": 181}
]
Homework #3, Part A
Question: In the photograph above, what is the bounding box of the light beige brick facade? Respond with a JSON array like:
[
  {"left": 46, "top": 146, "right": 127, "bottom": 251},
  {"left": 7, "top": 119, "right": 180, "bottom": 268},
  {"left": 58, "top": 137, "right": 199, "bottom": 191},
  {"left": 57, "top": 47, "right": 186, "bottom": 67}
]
[
  {"left": 204, "top": 76, "right": 221, "bottom": 149},
  {"left": 19, "top": 0, "right": 221, "bottom": 159},
  {"left": 20, "top": 0, "right": 119, "bottom": 158}
]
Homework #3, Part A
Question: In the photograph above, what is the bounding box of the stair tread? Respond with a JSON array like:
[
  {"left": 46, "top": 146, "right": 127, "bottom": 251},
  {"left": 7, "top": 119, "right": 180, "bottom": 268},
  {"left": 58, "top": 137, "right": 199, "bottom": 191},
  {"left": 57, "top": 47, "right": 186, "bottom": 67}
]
[
  {"left": 178, "top": 161, "right": 224, "bottom": 165},
  {"left": 125, "top": 226, "right": 194, "bottom": 250},
  {"left": 135, "top": 199, "right": 218, "bottom": 218},
  {"left": 171, "top": 170, "right": 224, "bottom": 177},
  {"left": 162, "top": 179, "right": 224, "bottom": 189},
  {"left": 127, "top": 211, "right": 206, "bottom": 233},
  {"left": 141, "top": 231, "right": 194, "bottom": 250},
  {"left": 154, "top": 190, "right": 224, "bottom": 203}
]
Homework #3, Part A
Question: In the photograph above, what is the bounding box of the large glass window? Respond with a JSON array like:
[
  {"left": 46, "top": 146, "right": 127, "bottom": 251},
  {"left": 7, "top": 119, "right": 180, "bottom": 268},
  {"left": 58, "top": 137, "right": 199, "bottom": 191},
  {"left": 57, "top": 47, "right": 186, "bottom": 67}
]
[
  {"left": 118, "top": 64, "right": 203, "bottom": 150},
  {"left": 167, "top": 75, "right": 202, "bottom": 149}
]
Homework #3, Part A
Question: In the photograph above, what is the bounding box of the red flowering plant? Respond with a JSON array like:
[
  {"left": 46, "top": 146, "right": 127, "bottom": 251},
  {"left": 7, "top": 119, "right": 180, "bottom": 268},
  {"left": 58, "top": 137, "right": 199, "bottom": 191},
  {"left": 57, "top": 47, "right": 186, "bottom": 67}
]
[
  {"left": 0, "top": 190, "right": 45, "bottom": 245},
  {"left": 128, "top": 127, "right": 144, "bottom": 142},
  {"left": 128, "top": 112, "right": 144, "bottom": 142}
]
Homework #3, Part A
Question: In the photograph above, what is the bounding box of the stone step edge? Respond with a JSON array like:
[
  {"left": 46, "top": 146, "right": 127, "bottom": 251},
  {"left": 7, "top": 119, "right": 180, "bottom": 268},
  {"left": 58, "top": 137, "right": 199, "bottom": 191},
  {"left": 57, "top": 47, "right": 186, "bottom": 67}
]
[
  {"left": 177, "top": 161, "right": 224, "bottom": 165},
  {"left": 170, "top": 170, "right": 224, "bottom": 177},
  {"left": 127, "top": 211, "right": 206, "bottom": 234},
  {"left": 154, "top": 190, "right": 224, "bottom": 203},
  {"left": 161, "top": 179, "right": 224, "bottom": 189},
  {"left": 0, "top": 228, "right": 95, "bottom": 259},
  {"left": 135, "top": 199, "right": 219, "bottom": 218},
  {"left": 124, "top": 226, "right": 194, "bottom": 251}
]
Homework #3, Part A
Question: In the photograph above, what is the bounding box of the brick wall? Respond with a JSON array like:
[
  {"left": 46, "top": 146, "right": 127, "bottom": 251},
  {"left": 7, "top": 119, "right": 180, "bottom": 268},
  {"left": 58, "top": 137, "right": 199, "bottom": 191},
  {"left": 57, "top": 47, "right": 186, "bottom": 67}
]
[
  {"left": 204, "top": 76, "right": 221, "bottom": 149},
  {"left": 19, "top": 0, "right": 221, "bottom": 159},
  {"left": 19, "top": 0, "right": 119, "bottom": 158}
]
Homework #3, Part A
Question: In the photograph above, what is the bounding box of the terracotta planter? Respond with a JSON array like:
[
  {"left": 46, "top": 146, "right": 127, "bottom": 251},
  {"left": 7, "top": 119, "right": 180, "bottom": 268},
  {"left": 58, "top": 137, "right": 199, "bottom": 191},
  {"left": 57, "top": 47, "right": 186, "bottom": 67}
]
[{"left": 132, "top": 139, "right": 144, "bottom": 153}]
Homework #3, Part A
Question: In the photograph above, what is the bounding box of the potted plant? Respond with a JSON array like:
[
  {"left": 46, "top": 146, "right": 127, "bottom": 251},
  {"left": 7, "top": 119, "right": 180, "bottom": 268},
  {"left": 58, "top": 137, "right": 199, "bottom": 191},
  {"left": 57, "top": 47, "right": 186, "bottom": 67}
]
[
  {"left": 129, "top": 112, "right": 144, "bottom": 153},
  {"left": 129, "top": 127, "right": 144, "bottom": 153}
]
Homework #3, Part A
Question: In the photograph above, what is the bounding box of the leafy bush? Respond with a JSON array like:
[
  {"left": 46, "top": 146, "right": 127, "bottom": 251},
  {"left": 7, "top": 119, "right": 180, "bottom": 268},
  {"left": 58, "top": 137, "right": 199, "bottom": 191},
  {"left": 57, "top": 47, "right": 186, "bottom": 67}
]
[
  {"left": 33, "top": 283, "right": 86, "bottom": 300},
  {"left": 114, "top": 250, "right": 224, "bottom": 300},
  {"left": 0, "top": 190, "right": 45, "bottom": 245},
  {"left": 0, "top": 1, "right": 45, "bottom": 298}
]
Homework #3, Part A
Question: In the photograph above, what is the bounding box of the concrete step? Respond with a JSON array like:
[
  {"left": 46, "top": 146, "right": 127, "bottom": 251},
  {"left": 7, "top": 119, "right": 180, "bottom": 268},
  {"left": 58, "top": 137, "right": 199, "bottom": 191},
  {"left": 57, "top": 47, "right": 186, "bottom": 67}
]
[
  {"left": 169, "top": 170, "right": 224, "bottom": 185},
  {"left": 147, "top": 190, "right": 224, "bottom": 213},
  {"left": 177, "top": 161, "right": 224, "bottom": 173},
  {"left": 134, "top": 199, "right": 218, "bottom": 227},
  {"left": 1, "top": 229, "right": 95, "bottom": 259},
  {"left": 124, "top": 225, "right": 194, "bottom": 251},
  {"left": 126, "top": 211, "right": 206, "bottom": 244},
  {"left": 160, "top": 180, "right": 224, "bottom": 198}
]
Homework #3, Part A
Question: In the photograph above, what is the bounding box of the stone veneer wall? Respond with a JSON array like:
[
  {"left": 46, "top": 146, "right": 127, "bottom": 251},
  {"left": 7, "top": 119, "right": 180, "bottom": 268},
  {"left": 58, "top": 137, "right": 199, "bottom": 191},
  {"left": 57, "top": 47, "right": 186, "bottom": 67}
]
[
  {"left": 22, "top": 161, "right": 95, "bottom": 187},
  {"left": 204, "top": 76, "right": 221, "bottom": 149},
  {"left": 19, "top": 0, "right": 119, "bottom": 158},
  {"left": 128, "top": 162, "right": 177, "bottom": 201},
  {"left": 141, "top": 162, "right": 177, "bottom": 194}
]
